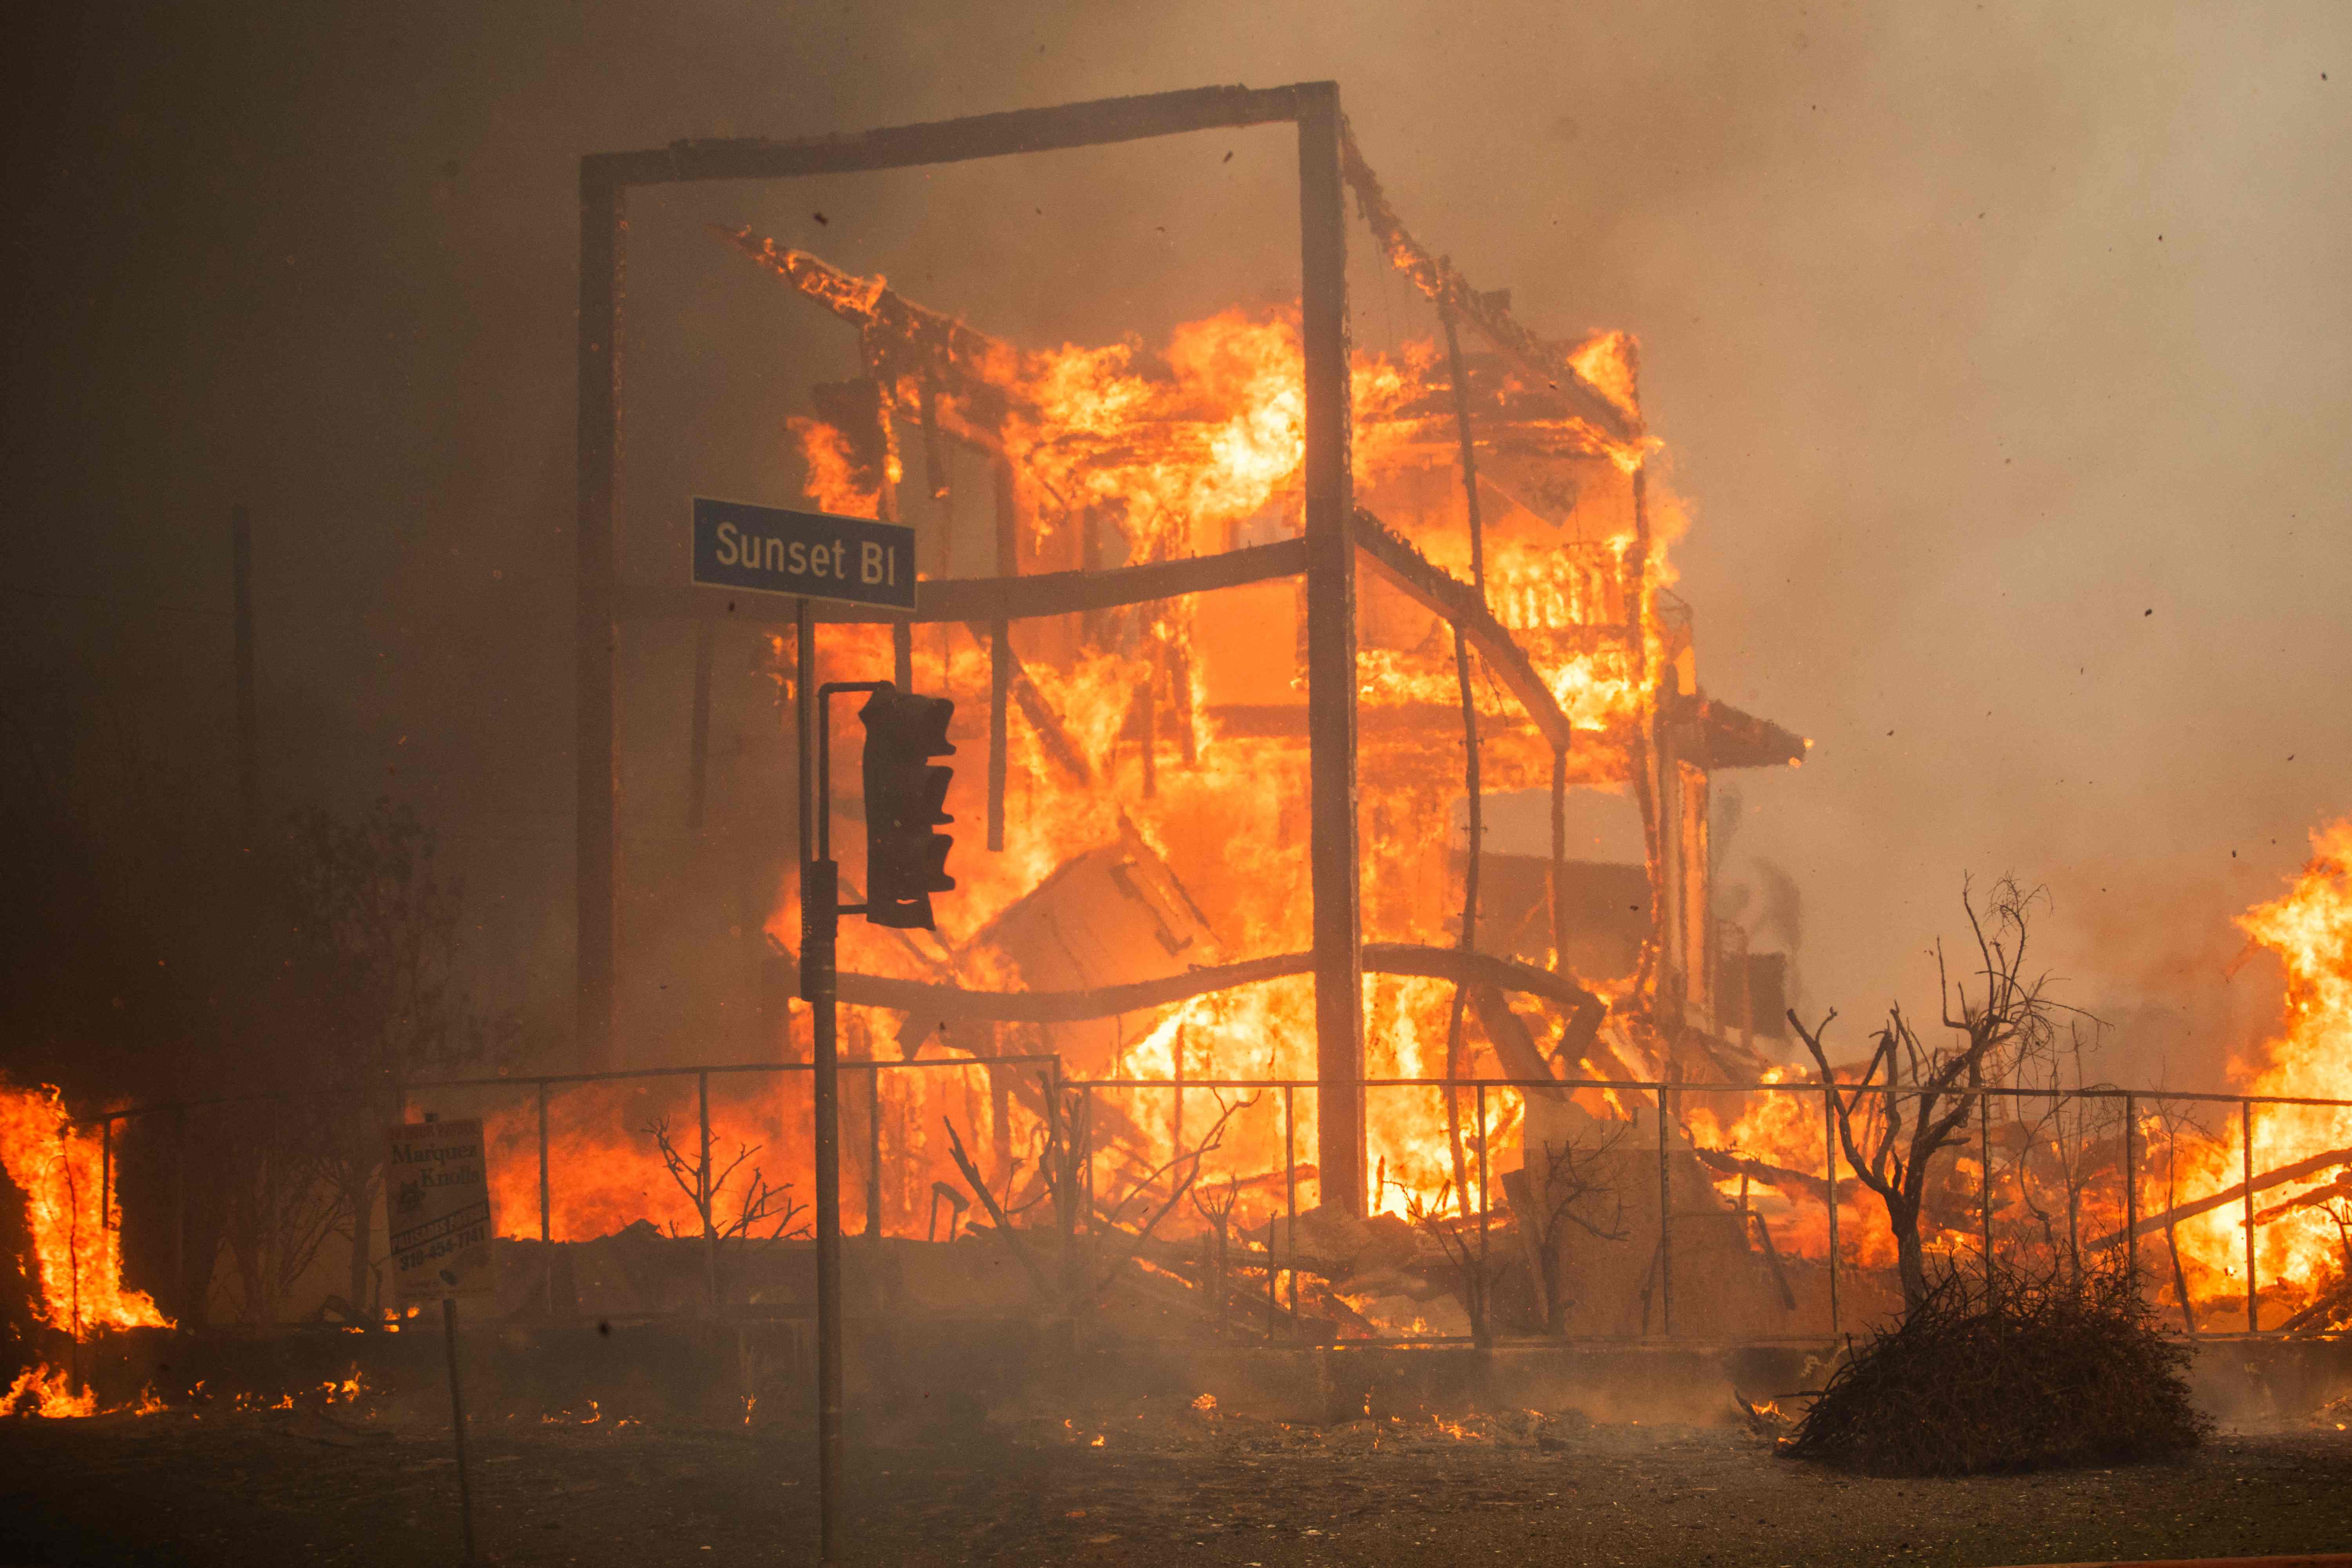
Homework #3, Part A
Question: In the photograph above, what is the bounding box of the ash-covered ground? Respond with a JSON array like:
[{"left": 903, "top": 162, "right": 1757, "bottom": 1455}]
[{"left": 6, "top": 1391, "right": 2352, "bottom": 1567}]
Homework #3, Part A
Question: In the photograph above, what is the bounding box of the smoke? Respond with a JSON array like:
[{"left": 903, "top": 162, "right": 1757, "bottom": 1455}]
[
  {"left": 1747, "top": 860, "right": 1805, "bottom": 968},
  {"left": 5, "top": 3, "right": 2348, "bottom": 1089}
]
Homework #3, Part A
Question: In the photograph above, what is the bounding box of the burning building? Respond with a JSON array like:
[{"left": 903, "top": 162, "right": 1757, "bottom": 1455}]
[{"left": 556, "top": 82, "right": 1809, "bottom": 1340}]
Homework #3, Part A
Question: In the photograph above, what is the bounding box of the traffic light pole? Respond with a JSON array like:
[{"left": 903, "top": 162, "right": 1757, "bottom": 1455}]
[
  {"left": 799, "top": 648, "right": 889, "bottom": 1568},
  {"left": 802, "top": 854, "right": 843, "bottom": 1565}
]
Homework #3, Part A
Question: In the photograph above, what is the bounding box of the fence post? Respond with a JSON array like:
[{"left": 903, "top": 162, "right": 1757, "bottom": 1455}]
[
  {"left": 1475, "top": 1083, "right": 1490, "bottom": 1345},
  {"left": 1475, "top": 1083, "right": 1490, "bottom": 1228},
  {"left": 1264, "top": 1090, "right": 1278, "bottom": 1335},
  {"left": 990, "top": 1053, "right": 1012, "bottom": 1186},
  {"left": 1823, "top": 1081, "right": 1839, "bottom": 1339},
  {"left": 2243, "top": 1098, "right": 2257, "bottom": 1334},
  {"left": 2123, "top": 1093, "right": 2137, "bottom": 1300},
  {"left": 1657, "top": 1082, "right": 1673, "bottom": 1338},
  {"left": 1080, "top": 1085, "right": 1094, "bottom": 1232},
  {"left": 1979, "top": 1083, "right": 1993, "bottom": 1290},
  {"left": 172, "top": 1107, "right": 188, "bottom": 1322},
  {"left": 867, "top": 1067, "right": 884, "bottom": 1242},
  {"left": 263, "top": 1094, "right": 280, "bottom": 1325},
  {"left": 700, "top": 1072, "right": 718, "bottom": 1309},
  {"left": 538, "top": 1081, "right": 553, "bottom": 1315},
  {"left": 1283, "top": 1085, "right": 1298, "bottom": 1326},
  {"left": 1172, "top": 1027, "right": 1186, "bottom": 1156}
]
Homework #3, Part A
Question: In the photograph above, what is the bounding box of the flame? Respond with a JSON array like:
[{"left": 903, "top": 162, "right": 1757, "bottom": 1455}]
[
  {"left": 0, "top": 1083, "right": 169, "bottom": 1337},
  {"left": 1566, "top": 332, "right": 1640, "bottom": 422},
  {"left": 0, "top": 1369, "right": 169, "bottom": 1420},
  {"left": 786, "top": 416, "right": 880, "bottom": 517},
  {"left": 0, "top": 1364, "right": 95, "bottom": 1418},
  {"left": 2165, "top": 819, "right": 2352, "bottom": 1314}
]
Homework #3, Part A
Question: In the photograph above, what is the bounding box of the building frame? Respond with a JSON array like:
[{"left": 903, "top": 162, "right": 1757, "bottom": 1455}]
[
  {"left": 575, "top": 81, "right": 1799, "bottom": 1216},
  {"left": 577, "top": 83, "right": 1372, "bottom": 1206}
]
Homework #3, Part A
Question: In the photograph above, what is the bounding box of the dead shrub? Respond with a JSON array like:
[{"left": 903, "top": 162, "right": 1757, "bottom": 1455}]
[{"left": 1782, "top": 1261, "right": 2209, "bottom": 1476}]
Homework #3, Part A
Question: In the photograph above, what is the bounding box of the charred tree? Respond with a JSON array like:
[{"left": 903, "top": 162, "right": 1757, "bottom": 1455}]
[{"left": 1792, "top": 877, "right": 2069, "bottom": 1310}]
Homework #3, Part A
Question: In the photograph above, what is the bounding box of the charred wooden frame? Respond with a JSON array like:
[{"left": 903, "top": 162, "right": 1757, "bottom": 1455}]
[
  {"left": 578, "top": 83, "right": 1805, "bottom": 1219},
  {"left": 577, "top": 83, "right": 1373, "bottom": 1208}
]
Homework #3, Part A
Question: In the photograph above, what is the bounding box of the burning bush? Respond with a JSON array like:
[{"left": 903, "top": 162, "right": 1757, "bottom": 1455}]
[{"left": 1782, "top": 1263, "right": 2208, "bottom": 1476}]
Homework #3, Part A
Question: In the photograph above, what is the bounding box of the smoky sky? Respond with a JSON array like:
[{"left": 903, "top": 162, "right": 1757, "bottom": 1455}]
[{"left": 4, "top": 3, "right": 2347, "bottom": 1088}]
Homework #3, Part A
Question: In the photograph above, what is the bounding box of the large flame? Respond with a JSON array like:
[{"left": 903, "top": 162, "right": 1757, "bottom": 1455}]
[
  {"left": 0, "top": 1083, "right": 169, "bottom": 1337},
  {"left": 470, "top": 265, "right": 1687, "bottom": 1273},
  {"left": 0, "top": 1363, "right": 97, "bottom": 1419},
  {"left": 2167, "top": 819, "right": 2352, "bottom": 1315}
]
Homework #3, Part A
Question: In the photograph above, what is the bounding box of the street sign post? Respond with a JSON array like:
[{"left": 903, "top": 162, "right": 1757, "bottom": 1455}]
[
  {"left": 385, "top": 1116, "right": 492, "bottom": 1564},
  {"left": 692, "top": 496, "right": 916, "bottom": 610}
]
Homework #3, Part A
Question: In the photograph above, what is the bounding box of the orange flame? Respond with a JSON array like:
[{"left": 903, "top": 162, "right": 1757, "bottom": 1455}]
[
  {"left": 786, "top": 416, "right": 881, "bottom": 517},
  {"left": 2168, "top": 819, "right": 2352, "bottom": 1312},
  {"left": 0, "top": 1083, "right": 169, "bottom": 1337},
  {"left": 0, "top": 1364, "right": 96, "bottom": 1418}
]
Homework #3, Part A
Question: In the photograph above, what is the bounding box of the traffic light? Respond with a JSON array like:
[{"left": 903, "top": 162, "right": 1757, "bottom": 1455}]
[{"left": 858, "top": 684, "right": 956, "bottom": 929}]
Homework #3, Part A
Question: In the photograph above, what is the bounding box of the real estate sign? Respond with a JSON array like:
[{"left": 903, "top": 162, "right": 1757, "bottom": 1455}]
[{"left": 384, "top": 1118, "right": 495, "bottom": 1304}]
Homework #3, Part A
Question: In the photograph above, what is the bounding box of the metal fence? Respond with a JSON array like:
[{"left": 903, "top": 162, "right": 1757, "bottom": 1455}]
[{"left": 85, "top": 1067, "right": 2351, "bottom": 1342}]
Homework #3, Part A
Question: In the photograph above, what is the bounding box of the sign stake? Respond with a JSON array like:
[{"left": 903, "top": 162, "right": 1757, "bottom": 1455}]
[
  {"left": 385, "top": 1114, "right": 494, "bottom": 1566},
  {"left": 442, "top": 1294, "right": 477, "bottom": 1565}
]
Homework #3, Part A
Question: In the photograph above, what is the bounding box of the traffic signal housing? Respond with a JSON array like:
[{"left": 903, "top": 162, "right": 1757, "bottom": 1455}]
[{"left": 858, "top": 684, "right": 956, "bottom": 929}]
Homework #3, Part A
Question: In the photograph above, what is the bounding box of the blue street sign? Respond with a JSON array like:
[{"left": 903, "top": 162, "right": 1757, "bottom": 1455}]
[{"left": 690, "top": 496, "right": 917, "bottom": 611}]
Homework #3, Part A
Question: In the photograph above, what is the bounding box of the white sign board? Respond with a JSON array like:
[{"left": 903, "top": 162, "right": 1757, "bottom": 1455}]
[{"left": 384, "top": 1119, "right": 495, "bottom": 1304}]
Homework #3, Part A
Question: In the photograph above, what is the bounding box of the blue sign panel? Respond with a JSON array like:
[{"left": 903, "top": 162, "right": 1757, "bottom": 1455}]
[{"left": 690, "top": 496, "right": 917, "bottom": 611}]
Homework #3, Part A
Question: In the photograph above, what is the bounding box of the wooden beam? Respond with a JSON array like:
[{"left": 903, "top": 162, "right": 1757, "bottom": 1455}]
[
  {"left": 2089, "top": 1144, "right": 2352, "bottom": 1253},
  {"left": 978, "top": 628, "right": 1093, "bottom": 787},
  {"left": 1374, "top": 945, "right": 1598, "bottom": 1014},
  {"left": 1336, "top": 118, "right": 1640, "bottom": 449},
  {"left": 721, "top": 230, "right": 1024, "bottom": 417},
  {"left": 1666, "top": 693, "right": 1809, "bottom": 771},
  {"left": 989, "top": 453, "right": 1016, "bottom": 851},
  {"left": 1298, "top": 83, "right": 1367, "bottom": 1217},
  {"left": 617, "top": 536, "right": 1305, "bottom": 627},
  {"left": 588, "top": 83, "right": 1311, "bottom": 188},
  {"left": 988, "top": 621, "right": 1010, "bottom": 851},
  {"left": 825, "top": 942, "right": 1597, "bottom": 1025},
  {"left": 1351, "top": 509, "right": 1575, "bottom": 754}
]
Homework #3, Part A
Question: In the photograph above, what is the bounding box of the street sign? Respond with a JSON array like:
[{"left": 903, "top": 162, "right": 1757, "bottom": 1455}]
[
  {"left": 384, "top": 1118, "right": 495, "bottom": 1304},
  {"left": 691, "top": 496, "right": 916, "bottom": 611}
]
